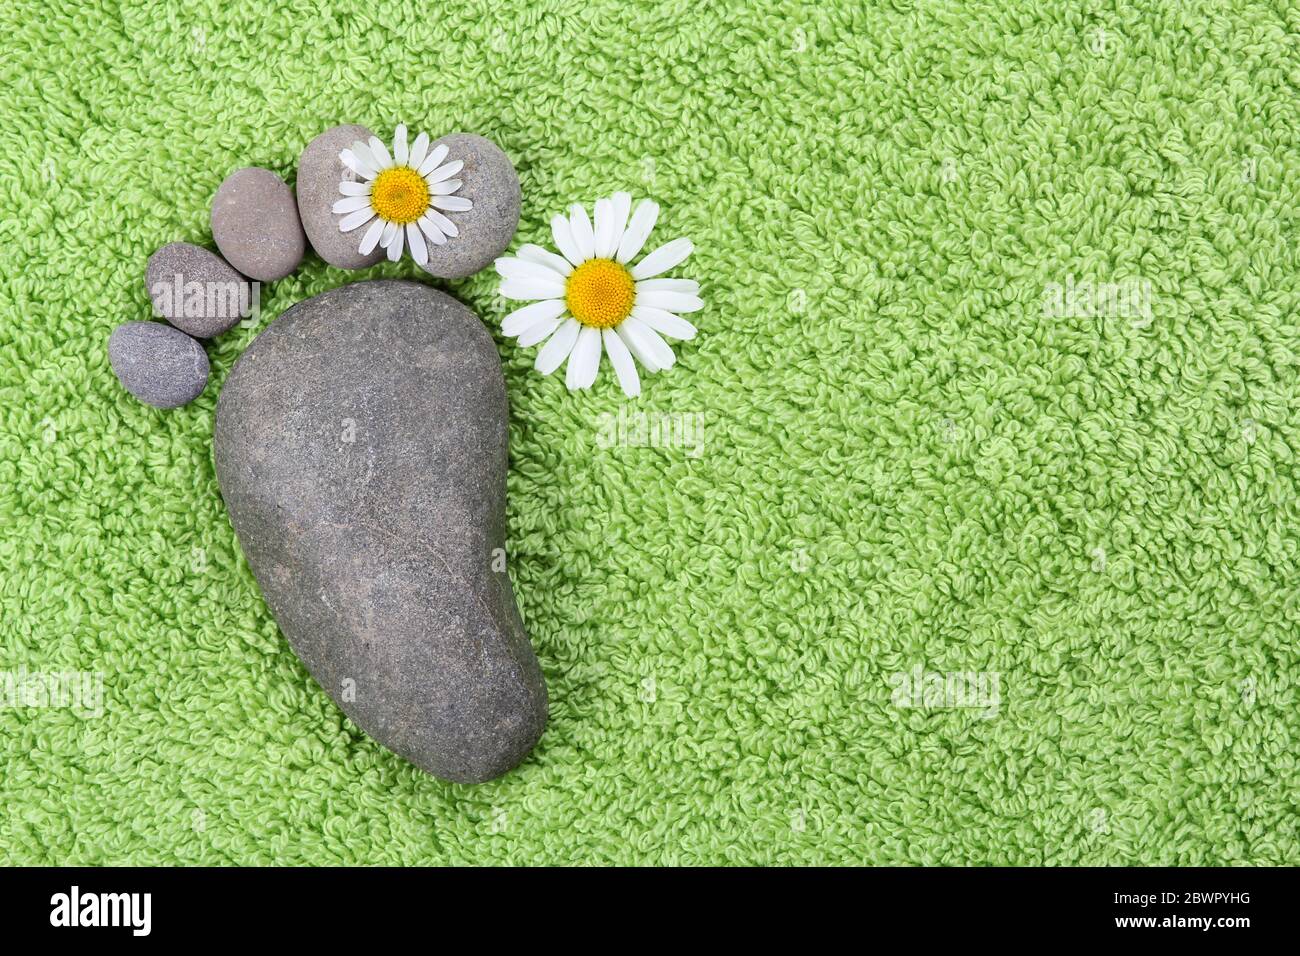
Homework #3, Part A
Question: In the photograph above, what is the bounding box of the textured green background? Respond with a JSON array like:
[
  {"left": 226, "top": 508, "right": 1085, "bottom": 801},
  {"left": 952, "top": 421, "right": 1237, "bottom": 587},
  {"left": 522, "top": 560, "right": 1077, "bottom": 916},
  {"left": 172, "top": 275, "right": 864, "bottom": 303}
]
[{"left": 1, "top": 0, "right": 1297, "bottom": 864}]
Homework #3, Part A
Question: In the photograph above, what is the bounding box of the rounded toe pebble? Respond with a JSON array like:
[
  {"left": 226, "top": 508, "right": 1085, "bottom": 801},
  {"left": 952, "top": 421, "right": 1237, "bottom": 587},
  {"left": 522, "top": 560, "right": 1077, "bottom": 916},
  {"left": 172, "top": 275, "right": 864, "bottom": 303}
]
[
  {"left": 297, "top": 124, "right": 385, "bottom": 270},
  {"left": 211, "top": 167, "right": 306, "bottom": 282},
  {"left": 145, "top": 242, "right": 252, "bottom": 338},
  {"left": 417, "top": 133, "right": 521, "bottom": 280},
  {"left": 108, "top": 321, "right": 209, "bottom": 409}
]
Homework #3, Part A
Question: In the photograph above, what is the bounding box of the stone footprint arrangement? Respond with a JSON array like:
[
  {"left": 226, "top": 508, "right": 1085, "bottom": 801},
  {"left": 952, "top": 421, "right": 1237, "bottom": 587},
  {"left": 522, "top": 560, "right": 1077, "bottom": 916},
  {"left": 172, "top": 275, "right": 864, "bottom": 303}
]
[{"left": 110, "top": 125, "right": 548, "bottom": 784}]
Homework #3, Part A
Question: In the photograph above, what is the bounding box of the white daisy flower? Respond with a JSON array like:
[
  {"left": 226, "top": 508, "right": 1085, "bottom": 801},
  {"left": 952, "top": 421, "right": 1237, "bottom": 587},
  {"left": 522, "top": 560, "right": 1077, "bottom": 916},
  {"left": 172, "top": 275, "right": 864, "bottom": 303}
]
[
  {"left": 494, "top": 192, "right": 699, "bottom": 397},
  {"left": 333, "top": 124, "right": 472, "bottom": 266}
]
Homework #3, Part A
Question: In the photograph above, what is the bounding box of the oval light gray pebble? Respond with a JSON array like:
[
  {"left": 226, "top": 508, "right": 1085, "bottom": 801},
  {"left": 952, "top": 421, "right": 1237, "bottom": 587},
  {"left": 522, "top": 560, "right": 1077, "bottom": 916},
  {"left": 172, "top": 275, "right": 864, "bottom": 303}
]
[
  {"left": 108, "top": 321, "right": 209, "bottom": 409},
  {"left": 214, "top": 279, "right": 547, "bottom": 783},
  {"left": 296, "top": 124, "right": 385, "bottom": 271},
  {"left": 145, "top": 242, "right": 252, "bottom": 338},
  {"left": 211, "top": 167, "right": 305, "bottom": 282},
  {"left": 417, "top": 133, "right": 521, "bottom": 280}
]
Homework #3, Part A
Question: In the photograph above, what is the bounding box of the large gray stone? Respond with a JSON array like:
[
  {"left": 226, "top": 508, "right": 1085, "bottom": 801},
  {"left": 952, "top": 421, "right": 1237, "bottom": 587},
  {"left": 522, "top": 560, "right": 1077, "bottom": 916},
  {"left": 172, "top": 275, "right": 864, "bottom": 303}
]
[
  {"left": 297, "top": 124, "right": 384, "bottom": 271},
  {"left": 417, "top": 133, "right": 521, "bottom": 280},
  {"left": 213, "top": 279, "right": 547, "bottom": 784},
  {"left": 108, "top": 321, "right": 209, "bottom": 409},
  {"left": 211, "top": 167, "right": 306, "bottom": 282},
  {"left": 145, "top": 242, "right": 252, "bottom": 338}
]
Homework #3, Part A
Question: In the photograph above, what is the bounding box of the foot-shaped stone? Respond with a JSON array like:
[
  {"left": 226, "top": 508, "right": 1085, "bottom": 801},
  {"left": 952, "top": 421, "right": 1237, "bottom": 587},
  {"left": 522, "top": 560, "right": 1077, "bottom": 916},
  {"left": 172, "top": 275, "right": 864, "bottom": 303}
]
[{"left": 214, "top": 279, "right": 547, "bottom": 783}]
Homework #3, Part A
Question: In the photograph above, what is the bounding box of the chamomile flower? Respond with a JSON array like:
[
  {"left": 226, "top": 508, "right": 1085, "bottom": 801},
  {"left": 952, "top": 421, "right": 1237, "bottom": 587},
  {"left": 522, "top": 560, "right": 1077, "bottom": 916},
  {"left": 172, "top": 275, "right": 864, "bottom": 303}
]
[
  {"left": 333, "top": 124, "right": 472, "bottom": 266},
  {"left": 494, "top": 192, "right": 699, "bottom": 397}
]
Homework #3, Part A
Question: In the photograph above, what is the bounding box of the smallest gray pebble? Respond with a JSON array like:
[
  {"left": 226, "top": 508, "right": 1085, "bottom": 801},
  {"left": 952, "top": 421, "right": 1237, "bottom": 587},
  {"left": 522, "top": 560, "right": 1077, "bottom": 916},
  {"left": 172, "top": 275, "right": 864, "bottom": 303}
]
[{"left": 108, "top": 321, "right": 209, "bottom": 409}]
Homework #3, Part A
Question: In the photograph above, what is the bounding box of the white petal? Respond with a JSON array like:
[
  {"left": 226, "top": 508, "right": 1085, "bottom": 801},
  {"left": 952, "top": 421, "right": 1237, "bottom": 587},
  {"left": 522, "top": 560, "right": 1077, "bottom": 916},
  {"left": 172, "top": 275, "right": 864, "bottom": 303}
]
[
  {"left": 338, "top": 180, "right": 371, "bottom": 197},
  {"left": 332, "top": 195, "right": 372, "bottom": 214},
  {"left": 339, "top": 208, "right": 375, "bottom": 233},
  {"left": 429, "top": 179, "right": 463, "bottom": 195},
  {"left": 431, "top": 195, "right": 472, "bottom": 212},
  {"left": 634, "top": 289, "right": 704, "bottom": 313},
  {"left": 579, "top": 327, "right": 604, "bottom": 389},
  {"left": 425, "top": 159, "right": 463, "bottom": 184},
  {"left": 636, "top": 277, "right": 698, "bottom": 295},
  {"left": 630, "top": 238, "right": 694, "bottom": 280},
  {"left": 406, "top": 222, "right": 427, "bottom": 265},
  {"left": 518, "top": 315, "right": 563, "bottom": 347},
  {"left": 615, "top": 324, "right": 658, "bottom": 373},
  {"left": 393, "top": 124, "right": 408, "bottom": 165},
  {"left": 517, "top": 243, "right": 573, "bottom": 276},
  {"left": 358, "top": 218, "right": 385, "bottom": 255},
  {"left": 408, "top": 132, "right": 430, "bottom": 171},
  {"left": 495, "top": 256, "right": 568, "bottom": 284},
  {"left": 565, "top": 326, "right": 602, "bottom": 390},
  {"left": 602, "top": 327, "right": 640, "bottom": 397},
  {"left": 348, "top": 139, "right": 374, "bottom": 167},
  {"left": 503, "top": 299, "right": 567, "bottom": 337},
  {"left": 386, "top": 224, "right": 404, "bottom": 261},
  {"left": 636, "top": 320, "right": 676, "bottom": 370},
  {"left": 619, "top": 316, "right": 676, "bottom": 371},
  {"left": 499, "top": 277, "right": 566, "bottom": 301},
  {"left": 424, "top": 209, "right": 458, "bottom": 238},
  {"left": 551, "top": 214, "right": 584, "bottom": 266},
  {"left": 593, "top": 198, "right": 617, "bottom": 258},
  {"left": 381, "top": 221, "right": 399, "bottom": 248},
  {"left": 616, "top": 199, "right": 659, "bottom": 263},
  {"left": 631, "top": 306, "right": 697, "bottom": 340},
  {"left": 609, "top": 192, "right": 632, "bottom": 256},
  {"left": 568, "top": 204, "right": 596, "bottom": 261},
  {"left": 368, "top": 136, "right": 394, "bottom": 169},
  {"left": 535, "top": 318, "right": 581, "bottom": 374},
  {"left": 417, "top": 215, "right": 447, "bottom": 245},
  {"left": 340, "top": 148, "right": 377, "bottom": 180},
  {"left": 417, "top": 144, "right": 449, "bottom": 176}
]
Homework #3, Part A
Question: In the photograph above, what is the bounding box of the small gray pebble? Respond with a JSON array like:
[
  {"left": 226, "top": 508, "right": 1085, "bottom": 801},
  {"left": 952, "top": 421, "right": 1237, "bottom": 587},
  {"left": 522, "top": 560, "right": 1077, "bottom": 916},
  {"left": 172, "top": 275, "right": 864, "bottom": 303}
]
[
  {"left": 211, "top": 167, "right": 305, "bottom": 281},
  {"left": 297, "top": 124, "right": 385, "bottom": 271},
  {"left": 417, "top": 133, "right": 521, "bottom": 280},
  {"left": 108, "top": 321, "right": 209, "bottom": 409},
  {"left": 145, "top": 242, "right": 252, "bottom": 338}
]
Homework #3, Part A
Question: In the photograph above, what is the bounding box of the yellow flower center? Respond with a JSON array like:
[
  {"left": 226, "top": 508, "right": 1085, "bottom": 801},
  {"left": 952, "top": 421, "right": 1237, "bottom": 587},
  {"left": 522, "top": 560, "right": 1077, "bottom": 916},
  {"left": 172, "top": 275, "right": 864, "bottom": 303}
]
[
  {"left": 369, "top": 166, "right": 430, "bottom": 225},
  {"left": 566, "top": 259, "right": 635, "bottom": 329}
]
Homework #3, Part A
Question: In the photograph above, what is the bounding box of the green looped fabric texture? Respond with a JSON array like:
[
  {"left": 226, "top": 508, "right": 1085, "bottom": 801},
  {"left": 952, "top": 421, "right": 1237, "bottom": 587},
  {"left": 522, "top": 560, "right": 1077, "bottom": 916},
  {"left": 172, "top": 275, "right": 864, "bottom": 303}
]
[{"left": 1, "top": 0, "right": 1296, "bottom": 864}]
